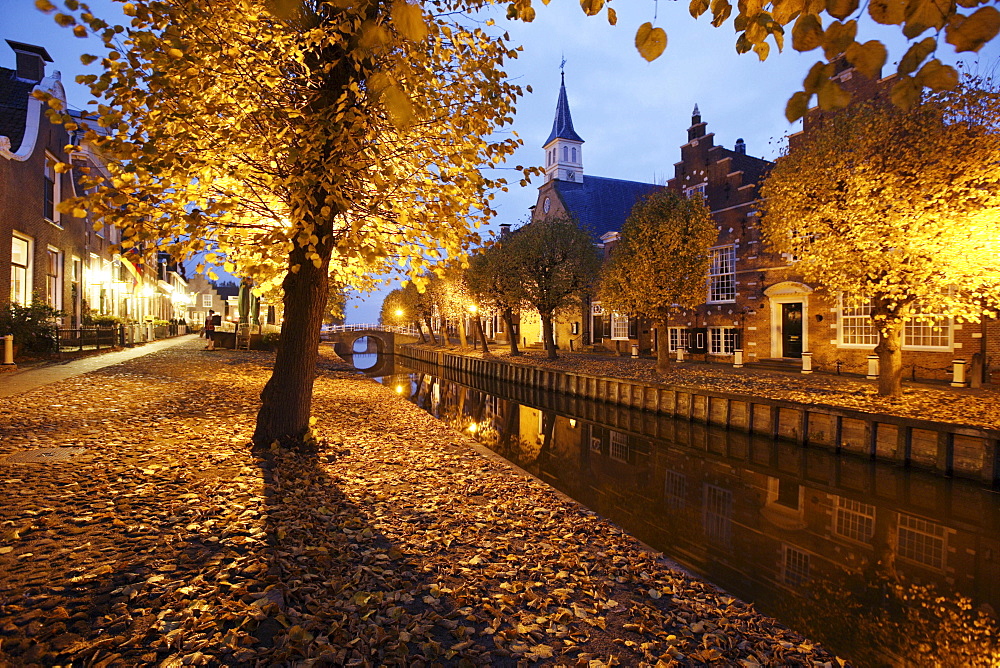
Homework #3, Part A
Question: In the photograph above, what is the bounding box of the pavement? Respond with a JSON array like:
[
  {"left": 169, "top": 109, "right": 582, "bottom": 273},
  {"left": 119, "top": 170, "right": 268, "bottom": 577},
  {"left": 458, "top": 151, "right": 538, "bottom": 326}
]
[
  {"left": 0, "top": 334, "right": 199, "bottom": 398},
  {"left": 0, "top": 337, "right": 844, "bottom": 666}
]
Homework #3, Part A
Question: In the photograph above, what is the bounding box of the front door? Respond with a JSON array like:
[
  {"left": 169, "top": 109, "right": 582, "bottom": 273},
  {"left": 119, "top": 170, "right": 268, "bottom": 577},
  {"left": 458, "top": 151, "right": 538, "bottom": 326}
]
[{"left": 781, "top": 303, "right": 803, "bottom": 358}]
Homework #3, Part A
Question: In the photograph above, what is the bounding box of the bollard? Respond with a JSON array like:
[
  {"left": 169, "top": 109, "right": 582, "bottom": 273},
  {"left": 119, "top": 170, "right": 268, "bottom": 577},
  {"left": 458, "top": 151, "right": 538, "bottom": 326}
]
[
  {"left": 631, "top": 343, "right": 639, "bottom": 358},
  {"left": 676, "top": 347, "right": 685, "bottom": 363},
  {"left": 733, "top": 349, "right": 744, "bottom": 369},
  {"left": 951, "top": 359, "right": 967, "bottom": 388},
  {"left": 801, "top": 351, "right": 813, "bottom": 374},
  {"left": 2, "top": 334, "right": 13, "bottom": 365},
  {"left": 866, "top": 355, "right": 879, "bottom": 380}
]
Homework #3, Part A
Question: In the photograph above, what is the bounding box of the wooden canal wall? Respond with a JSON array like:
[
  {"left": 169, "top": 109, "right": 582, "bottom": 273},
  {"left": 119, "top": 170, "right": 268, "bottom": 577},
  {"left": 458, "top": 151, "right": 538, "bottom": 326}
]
[{"left": 397, "top": 345, "right": 1000, "bottom": 486}]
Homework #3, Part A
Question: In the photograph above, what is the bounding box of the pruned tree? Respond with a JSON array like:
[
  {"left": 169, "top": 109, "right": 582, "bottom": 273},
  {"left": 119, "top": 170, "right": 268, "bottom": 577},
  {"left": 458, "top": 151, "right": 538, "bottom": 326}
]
[
  {"left": 505, "top": 216, "right": 601, "bottom": 360},
  {"left": 599, "top": 190, "right": 716, "bottom": 372},
  {"left": 466, "top": 236, "right": 527, "bottom": 356},
  {"left": 505, "top": 0, "right": 1000, "bottom": 119},
  {"left": 42, "top": 0, "right": 523, "bottom": 448},
  {"left": 760, "top": 78, "right": 1000, "bottom": 398}
]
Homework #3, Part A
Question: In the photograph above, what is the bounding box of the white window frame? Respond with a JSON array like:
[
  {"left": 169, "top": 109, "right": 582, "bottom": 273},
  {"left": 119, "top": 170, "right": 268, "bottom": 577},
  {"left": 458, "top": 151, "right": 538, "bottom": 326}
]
[
  {"left": 838, "top": 296, "right": 952, "bottom": 351},
  {"left": 709, "top": 327, "right": 737, "bottom": 355},
  {"left": 610, "top": 312, "right": 630, "bottom": 340},
  {"left": 44, "top": 152, "right": 62, "bottom": 227},
  {"left": 201, "top": 293, "right": 214, "bottom": 308},
  {"left": 684, "top": 182, "right": 706, "bottom": 199},
  {"left": 10, "top": 232, "right": 33, "bottom": 305},
  {"left": 46, "top": 246, "right": 63, "bottom": 310},
  {"left": 708, "top": 245, "right": 736, "bottom": 303},
  {"left": 609, "top": 431, "right": 628, "bottom": 462},
  {"left": 897, "top": 513, "right": 948, "bottom": 571},
  {"left": 833, "top": 496, "right": 876, "bottom": 545},
  {"left": 668, "top": 327, "right": 690, "bottom": 352}
]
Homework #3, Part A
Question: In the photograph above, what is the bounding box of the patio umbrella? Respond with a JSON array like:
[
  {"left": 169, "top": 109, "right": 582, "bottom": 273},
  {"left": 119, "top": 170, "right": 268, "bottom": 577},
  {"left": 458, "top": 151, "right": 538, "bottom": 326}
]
[
  {"left": 238, "top": 280, "right": 250, "bottom": 326},
  {"left": 250, "top": 292, "right": 261, "bottom": 329}
]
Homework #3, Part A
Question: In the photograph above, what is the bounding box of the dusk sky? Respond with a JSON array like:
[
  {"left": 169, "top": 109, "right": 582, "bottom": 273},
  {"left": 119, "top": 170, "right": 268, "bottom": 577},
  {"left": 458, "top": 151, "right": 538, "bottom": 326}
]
[{"left": 4, "top": 0, "right": 998, "bottom": 322}]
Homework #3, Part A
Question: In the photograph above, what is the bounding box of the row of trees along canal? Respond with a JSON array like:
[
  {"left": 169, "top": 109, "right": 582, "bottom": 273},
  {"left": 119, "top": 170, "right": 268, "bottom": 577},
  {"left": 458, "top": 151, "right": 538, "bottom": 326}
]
[
  {"left": 382, "top": 78, "right": 1000, "bottom": 401},
  {"left": 38, "top": 0, "right": 1000, "bottom": 451}
]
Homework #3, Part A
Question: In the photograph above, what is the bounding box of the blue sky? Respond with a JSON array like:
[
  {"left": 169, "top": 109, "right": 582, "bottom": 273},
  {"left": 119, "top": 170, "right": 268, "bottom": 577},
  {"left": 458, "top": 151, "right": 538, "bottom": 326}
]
[{"left": 5, "top": 0, "right": 997, "bottom": 322}]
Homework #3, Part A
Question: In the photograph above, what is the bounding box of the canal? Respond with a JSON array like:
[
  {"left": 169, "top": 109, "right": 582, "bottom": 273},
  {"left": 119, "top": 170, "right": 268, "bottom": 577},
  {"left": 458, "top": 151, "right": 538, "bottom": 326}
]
[{"left": 349, "top": 349, "right": 1000, "bottom": 667}]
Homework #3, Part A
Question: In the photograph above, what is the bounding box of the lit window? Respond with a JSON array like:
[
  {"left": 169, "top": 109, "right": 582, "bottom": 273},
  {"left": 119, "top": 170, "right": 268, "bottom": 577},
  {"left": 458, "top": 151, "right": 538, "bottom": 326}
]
[
  {"left": 708, "top": 246, "right": 736, "bottom": 302},
  {"left": 46, "top": 247, "right": 63, "bottom": 309},
  {"left": 839, "top": 298, "right": 878, "bottom": 346},
  {"left": 668, "top": 327, "right": 690, "bottom": 352},
  {"left": 610, "top": 312, "right": 630, "bottom": 340},
  {"left": 703, "top": 484, "right": 733, "bottom": 545},
  {"left": 783, "top": 545, "right": 810, "bottom": 586},
  {"left": 904, "top": 309, "right": 951, "bottom": 349},
  {"left": 10, "top": 233, "right": 32, "bottom": 305},
  {"left": 709, "top": 327, "right": 737, "bottom": 355},
  {"left": 833, "top": 496, "right": 875, "bottom": 544},
  {"left": 898, "top": 513, "right": 947, "bottom": 570},
  {"left": 44, "top": 153, "right": 61, "bottom": 226}
]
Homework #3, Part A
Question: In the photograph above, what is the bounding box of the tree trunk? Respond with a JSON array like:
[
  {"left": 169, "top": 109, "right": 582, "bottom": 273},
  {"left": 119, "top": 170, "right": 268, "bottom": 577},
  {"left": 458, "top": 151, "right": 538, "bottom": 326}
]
[
  {"left": 874, "top": 318, "right": 904, "bottom": 398},
  {"left": 424, "top": 315, "right": 437, "bottom": 345},
  {"left": 253, "top": 239, "right": 333, "bottom": 449},
  {"left": 475, "top": 316, "right": 490, "bottom": 354},
  {"left": 440, "top": 320, "right": 451, "bottom": 346},
  {"left": 414, "top": 320, "right": 427, "bottom": 343},
  {"left": 656, "top": 317, "right": 671, "bottom": 372},
  {"left": 502, "top": 308, "right": 520, "bottom": 356},
  {"left": 542, "top": 312, "right": 557, "bottom": 359},
  {"left": 458, "top": 317, "right": 468, "bottom": 348}
]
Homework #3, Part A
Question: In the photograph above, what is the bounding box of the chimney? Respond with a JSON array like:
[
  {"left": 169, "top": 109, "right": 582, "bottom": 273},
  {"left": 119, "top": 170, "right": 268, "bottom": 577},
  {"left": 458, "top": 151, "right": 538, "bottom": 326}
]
[
  {"left": 5, "top": 40, "right": 53, "bottom": 84},
  {"left": 735, "top": 138, "right": 746, "bottom": 154},
  {"left": 498, "top": 223, "right": 511, "bottom": 237}
]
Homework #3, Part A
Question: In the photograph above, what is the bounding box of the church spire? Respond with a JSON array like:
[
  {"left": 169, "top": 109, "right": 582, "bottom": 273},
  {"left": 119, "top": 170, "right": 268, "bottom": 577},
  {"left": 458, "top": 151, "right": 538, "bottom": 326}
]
[{"left": 543, "top": 69, "right": 584, "bottom": 183}]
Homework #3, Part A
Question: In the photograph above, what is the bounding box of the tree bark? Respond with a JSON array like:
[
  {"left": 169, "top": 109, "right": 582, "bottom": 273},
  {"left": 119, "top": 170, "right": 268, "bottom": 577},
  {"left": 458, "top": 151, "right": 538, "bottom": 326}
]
[
  {"left": 424, "top": 315, "right": 437, "bottom": 345},
  {"left": 656, "top": 317, "right": 671, "bottom": 372},
  {"left": 875, "top": 318, "right": 904, "bottom": 398},
  {"left": 502, "top": 308, "right": 520, "bottom": 356},
  {"left": 475, "top": 315, "right": 490, "bottom": 354},
  {"left": 542, "top": 312, "right": 557, "bottom": 359},
  {"left": 458, "top": 318, "right": 468, "bottom": 348},
  {"left": 253, "top": 238, "right": 333, "bottom": 449},
  {"left": 440, "top": 320, "right": 451, "bottom": 346},
  {"left": 414, "top": 320, "right": 427, "bottom": 343}
]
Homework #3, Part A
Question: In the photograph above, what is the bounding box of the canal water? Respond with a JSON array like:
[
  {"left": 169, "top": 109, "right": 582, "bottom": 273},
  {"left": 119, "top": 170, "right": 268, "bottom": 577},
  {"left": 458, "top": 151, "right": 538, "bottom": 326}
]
[{"left": 347, "top": 349, "right": 1000, "bottom": 667}]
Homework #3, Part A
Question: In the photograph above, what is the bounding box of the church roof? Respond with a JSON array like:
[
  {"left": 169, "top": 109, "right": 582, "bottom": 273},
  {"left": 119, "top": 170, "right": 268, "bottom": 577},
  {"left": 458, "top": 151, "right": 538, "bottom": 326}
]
[
  {"left": 544, "top": 73, "right": 584, "bottom": 146},
  {"left": 552, "top": 175, "right": 663, "bottom": 238}
]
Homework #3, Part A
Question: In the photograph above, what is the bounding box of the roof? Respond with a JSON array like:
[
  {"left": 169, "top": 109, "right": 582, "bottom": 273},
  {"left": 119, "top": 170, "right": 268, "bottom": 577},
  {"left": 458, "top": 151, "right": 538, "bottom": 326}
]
[
  {"left": 5, "top": 41, "right": 53, "bottom": 62},
  {"left": 715, "top": 147, "right": 772, "bottom": 185},
  {"left": 0, "top": 66, "right": 34, "bottom": 152},
  {"left": 544, "top": 73, "right": 584, "bottom": 146},
  {"left": 552, "top": 175, "right": 663, "bottom": 238},
  {"left": 214, "top": 283, "right": 240, "bottom": 298}
]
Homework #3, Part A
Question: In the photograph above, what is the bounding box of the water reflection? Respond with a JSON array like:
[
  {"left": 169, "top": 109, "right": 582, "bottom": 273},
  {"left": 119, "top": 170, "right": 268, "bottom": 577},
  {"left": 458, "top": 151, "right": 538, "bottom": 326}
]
[{"left": 374, "top": 356, "right": 1000, "bottom": 666}]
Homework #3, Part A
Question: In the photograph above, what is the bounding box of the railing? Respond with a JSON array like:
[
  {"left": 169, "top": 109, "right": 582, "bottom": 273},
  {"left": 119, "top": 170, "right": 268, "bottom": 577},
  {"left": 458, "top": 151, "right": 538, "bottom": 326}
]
[
  {"left": 55, "top": 326, "right": 121, "bottom": 354},
  {"left": 325, "top": 323, "right": 421, "bottom": 336}
]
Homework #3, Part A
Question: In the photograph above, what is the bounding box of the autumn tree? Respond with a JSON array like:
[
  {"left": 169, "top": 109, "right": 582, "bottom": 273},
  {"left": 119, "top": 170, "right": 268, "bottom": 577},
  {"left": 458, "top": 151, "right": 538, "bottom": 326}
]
[
  {"left": 760, "top": 79, "right": 1000, "bottom": 398},
  {"left": 507, "top": 0, "right": 1000, "bottom": 119},
  {"left": 402, "top": 280, "right": 440, "bottom": 345},
  {"left": 466, "top": 236, "right": 526, "bottom": 356},
  {"left": 380, "top": 286, "right": 425, "bottom": 340},
  {"left": 505, "top": 216, "right": 601, "bottom": 360},
  {"left": 43, "top": 0, "right": 523, "bottom": 448},
  {"left": 599, "top": 190, "right": 716, "bottom": 372}
]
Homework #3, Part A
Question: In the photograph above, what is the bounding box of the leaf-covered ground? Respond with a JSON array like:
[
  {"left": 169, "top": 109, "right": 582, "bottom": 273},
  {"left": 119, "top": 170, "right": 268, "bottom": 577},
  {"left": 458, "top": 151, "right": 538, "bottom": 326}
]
[
  {"left": 0, "top": 340, "right": 843, "bottom": 666},
  {"left": 470, "top": 348, "right": 1000, "bottom": 431}
]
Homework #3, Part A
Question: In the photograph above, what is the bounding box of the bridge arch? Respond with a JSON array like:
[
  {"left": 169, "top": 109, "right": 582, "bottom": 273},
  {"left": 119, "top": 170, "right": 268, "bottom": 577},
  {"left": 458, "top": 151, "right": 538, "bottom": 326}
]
[{"left": 325, "top": 329, "right": 394, "bottom": 360}]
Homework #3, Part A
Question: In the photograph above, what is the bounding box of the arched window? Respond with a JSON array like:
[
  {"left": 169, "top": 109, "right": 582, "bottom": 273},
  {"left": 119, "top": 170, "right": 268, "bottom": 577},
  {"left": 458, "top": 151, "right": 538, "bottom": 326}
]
[
  {"left": 572, "top": 147, "right": 577, "bottom": 162},
  {"left": 562, "top": 146, "right": 568, "bottom": 161}
]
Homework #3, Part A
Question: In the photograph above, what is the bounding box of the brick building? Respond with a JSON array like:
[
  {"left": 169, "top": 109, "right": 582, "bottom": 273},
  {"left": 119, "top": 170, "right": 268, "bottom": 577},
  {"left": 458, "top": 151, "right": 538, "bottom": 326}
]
[{"left": 526, "top": 65, "right": 991, "bottom": 383}]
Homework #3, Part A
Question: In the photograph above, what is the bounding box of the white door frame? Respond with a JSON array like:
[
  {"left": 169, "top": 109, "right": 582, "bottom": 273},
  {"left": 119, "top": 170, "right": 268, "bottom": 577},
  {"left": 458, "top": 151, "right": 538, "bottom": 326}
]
[{"left": 764, "top": 282, "right": 813, "bottom": 359}]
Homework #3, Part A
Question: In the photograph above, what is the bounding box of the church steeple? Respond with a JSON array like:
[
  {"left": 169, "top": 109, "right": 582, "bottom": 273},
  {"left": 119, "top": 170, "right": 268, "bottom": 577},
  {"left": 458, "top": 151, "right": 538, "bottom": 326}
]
[{"left": 543, "top": 70, "right": 584, "bottom": 183}]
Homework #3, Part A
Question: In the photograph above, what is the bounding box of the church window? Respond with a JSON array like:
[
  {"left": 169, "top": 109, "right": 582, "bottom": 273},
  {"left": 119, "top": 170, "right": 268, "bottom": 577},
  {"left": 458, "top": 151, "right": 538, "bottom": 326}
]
[
  {"left": 562, "top": 146, "right": 568, "bottom": 161},
  {"left": 572, "top": 147, "right": 577, "bottom": 162}
]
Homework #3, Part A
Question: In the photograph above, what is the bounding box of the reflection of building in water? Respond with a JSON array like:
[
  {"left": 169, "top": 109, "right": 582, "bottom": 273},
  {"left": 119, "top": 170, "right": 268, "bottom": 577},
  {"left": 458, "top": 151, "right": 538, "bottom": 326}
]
[{"left": 381, "top": 363, "right": 1000, "bottom": 664}]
